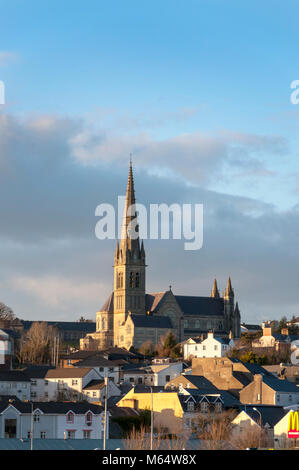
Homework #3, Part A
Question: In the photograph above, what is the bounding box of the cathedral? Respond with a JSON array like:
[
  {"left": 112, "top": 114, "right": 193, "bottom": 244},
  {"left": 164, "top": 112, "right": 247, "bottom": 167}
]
[{"left": 81, "top": 163, "right": 241, "bottom": 351}]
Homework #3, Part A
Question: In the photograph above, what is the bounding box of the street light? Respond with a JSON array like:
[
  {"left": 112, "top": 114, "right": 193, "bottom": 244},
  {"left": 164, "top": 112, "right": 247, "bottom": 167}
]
[
  {"left": 253, "top": 407, "right": 262, "bottom": 448},
  {"left": 150, "top": 387, "right": 154, "bottom": 450},
  {"left": 103, "top": 376, "right": 108, "bottom": 451}
]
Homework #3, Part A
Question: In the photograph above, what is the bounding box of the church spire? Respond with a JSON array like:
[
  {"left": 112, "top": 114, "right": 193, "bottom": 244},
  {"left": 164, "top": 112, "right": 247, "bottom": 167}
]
[
  {"left": 211, "top": 278, "right": 220, "bottom": 299},
  {"left": 119, "top": 160, "right": 140, "bottom": 256},
  {"left": 225, "top": 276, "right": 234, "bottom": 298}
]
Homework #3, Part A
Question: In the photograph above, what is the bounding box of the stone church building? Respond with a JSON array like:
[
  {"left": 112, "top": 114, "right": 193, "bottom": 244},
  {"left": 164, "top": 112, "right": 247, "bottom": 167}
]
[{"left": 81, "top": 163, "right": 241, "bottom": 351}]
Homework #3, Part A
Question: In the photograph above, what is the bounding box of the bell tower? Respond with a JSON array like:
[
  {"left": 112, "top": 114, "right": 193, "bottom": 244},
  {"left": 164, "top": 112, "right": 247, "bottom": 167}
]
[{"left": 113, "top": 161, "right": 146, "bottom": 345}]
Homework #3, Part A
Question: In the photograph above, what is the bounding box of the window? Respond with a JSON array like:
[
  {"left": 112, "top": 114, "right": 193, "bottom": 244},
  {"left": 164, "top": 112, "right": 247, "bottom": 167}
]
[
  {"left": 187, "top": 401, "right": 194, "bottom": 411},
  {"left": 135, "top": 272, "right": 140, "bottom": 288},
  {"left": 215, "top": 402, "right": 222, "bottom": 413},
  {"left": 214, "top": 345, "right": 218, "bottom": 350},
  {"left": 33, "top": 412, "right": 40, "bottom": 422},
  {"left": 31, "top": 380, "right": 37, "bottom": 386},
  {"left": 83, "top": 430, "right": 91, "bottom": 439},
  {"left": 203, "top": 345, "right": 206, "bottom": 351},
  {"left": 27, "top": 431, "right": 31, "bottom": 439},
  {"left": 130, "top": 272, "right": 134, "bottom": 288},
  {"left": 44, "top": 392, "right": 48, "bottom": 398},
  {"left": 40, "top": 432, "right": 46, "bottom": 439},
  {"left": 86, "top": 412, "right": 93, "bottom": 425},
  {"left": 184, "top": 320, "right": 188, "bottom": 328},
  {"left": 44, "top": 380, "right": 48, "bottom": 386},
  {"left": 72, "top": 380, "right": 78, "bottom": 386},
  {"left": 200, "top": 401, "right": 208, "bottom": 412},
  {"left": 289, "top": 395, "right": 293, "bottom": 402},
  {"left": 165, "top": 375, "right": 170, "bottom": 383},
  {"left": 66, "top": 412, "right": 74, "bottom": 424},
  {"left": 31, "top": 392, "right": 37, "bottom": 398},
  {"left": 67, "top": 430, "right": 76, "bottom": 439},
  {"left": 277, "top": 394, "right": 280, "bottom": 402}
]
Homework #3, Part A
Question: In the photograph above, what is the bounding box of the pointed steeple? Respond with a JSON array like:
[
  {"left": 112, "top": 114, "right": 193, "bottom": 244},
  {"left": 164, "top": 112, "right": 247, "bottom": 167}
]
[
  {"left": 234, "top": 302, "right": 240, "bottom": 317},
  {"left": 225, "top": 276, "right": 234, "bottom": 298},
  {"left": 211, "top": 278, "right": 220, "bottom": 299},
  {"left": 120, "top": 160, "right": 140, "bottom": 257}
]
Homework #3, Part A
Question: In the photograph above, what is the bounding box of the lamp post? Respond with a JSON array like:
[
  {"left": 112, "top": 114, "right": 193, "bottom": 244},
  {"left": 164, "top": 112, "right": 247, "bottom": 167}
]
[
  {"left": 103, "top": 376, "right": 108, "bottom": 451},
  {"left": 150, "top": 386, "right": 153, "bottom": 450},
  {"left": 253, "top": 407, "right": 262, "bottom": 448}
]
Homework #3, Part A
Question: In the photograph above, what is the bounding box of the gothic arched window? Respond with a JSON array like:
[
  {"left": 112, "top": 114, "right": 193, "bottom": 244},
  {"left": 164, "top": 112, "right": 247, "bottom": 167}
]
[
  {"left": 129, "top": 272, "right": 134, "bottom": 288},
  {"left": 135, "top": 272, "right": 140, "bottom": 288}
]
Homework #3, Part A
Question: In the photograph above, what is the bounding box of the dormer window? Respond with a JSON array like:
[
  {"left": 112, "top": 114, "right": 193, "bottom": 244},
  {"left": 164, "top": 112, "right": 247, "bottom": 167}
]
[{"left": 33, "top": 411, "right": 40, "bottom": 422}]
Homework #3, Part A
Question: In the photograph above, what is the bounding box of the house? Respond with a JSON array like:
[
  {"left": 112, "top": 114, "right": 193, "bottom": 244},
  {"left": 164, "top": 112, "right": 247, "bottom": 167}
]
[
  {"left": 82, "top": 378, "right": 121, "bottom": 403},
  {"left": 117, "top": 384, "right": 240, "bottom": 434},
  {"left": 0, "top": 371, "right": 31, "bottom": 401},
  {"left": 22, "top": 365, "right": 56, "bottom": 401},
  {"left": 239, "top": 374, "right": 299, "bottom": 406},
  {"left": 72, "top": 355, "right": 123, "bottom": 383},
  {"left": 45, "top": 368, "right": 102, "bottom": 401},
  {"left": 0, "top": 399, "right": 106, "bottom": 440},
  {"left": 252, "top": 327, "right": 292, "bottom": 356},
  {"left": 263, "top": 364, "right": 299, "bottom": 384},
  {"left": 122, "top": 361, "right": 183, "bottom": 387},
  {"left": 232, "top": 405, "right": 286, "bottom": 445},
  {"left": 184, "top": 332, "right": 234, "bottom": 359}
]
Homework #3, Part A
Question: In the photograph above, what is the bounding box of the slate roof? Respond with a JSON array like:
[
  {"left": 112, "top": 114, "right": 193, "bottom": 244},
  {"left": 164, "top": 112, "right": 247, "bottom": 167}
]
[
  {"left": 242, "top": 363, "right": 274, "bottom": 377},
  {"left": 60, "top": 350, "right": 99, "bottom": 360},
  {"left": 45, "top": 368, "right": 93, "bottom": 379},
  {"left": 99, "top": 292, "right": 114, "bottom": 313},
  {"left": 22, "top": 365, "right": 56, "bottom": 379},
  {"left": 74, "top": 355, "right": 121, "bottom": 368},
  {"left": 0, "top": 400, "right": 103, "bottom": 414},
  {"left": 262, "top": 376, "right": 299, "bottom": 392},
  {"left": 170, "top": 375, "right": 219, "bottom": 391},
  {"left": 83, "top": 380, "right": 105, "bottom": 391},
  {"left": 175, "top": 296, "right": 224, "bottom": 316},
  {"left": 22, "top": 321, "right": 96, "bottom": 333},
  {"left": 0, "top": 370, "right": 30, "bottom": 382},
  {"left": 238, "top": 405, "right": 287, "bottom": 428},
  {"left": 180, "top": 388, "right": 241, "bottom": 409},
  {"left": 130, "top": 314, "right": 172, "bottom": 329},
  {"left": 145, "top": 292, "right": 167, "bottom": 312}
]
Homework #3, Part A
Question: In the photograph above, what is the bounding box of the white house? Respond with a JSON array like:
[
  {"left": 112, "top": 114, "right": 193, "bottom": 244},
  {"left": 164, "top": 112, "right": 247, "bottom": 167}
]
[
  {"left": 183, "top": 332, "right": 234, "bottom": 359},
  {"left": 122, "top": 361, "right": 183, "bottom": 387},
  {"left": 82, "top": 377, "right": 121, "bottom": 403},
  {"left": 45, "top": 368, "right": 103, "bottom": 401},
  {"left": 0, "top": 371, "right": 31, "bottom": 401},
  {"left": 0, "top": 400, "right": 106, "bottom": 440}
]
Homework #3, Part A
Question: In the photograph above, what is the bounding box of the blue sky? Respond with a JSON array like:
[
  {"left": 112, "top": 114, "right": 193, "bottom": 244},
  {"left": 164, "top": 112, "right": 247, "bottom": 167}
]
[{"left": 0, "top": 0, "right": 299, "bottom": 323}]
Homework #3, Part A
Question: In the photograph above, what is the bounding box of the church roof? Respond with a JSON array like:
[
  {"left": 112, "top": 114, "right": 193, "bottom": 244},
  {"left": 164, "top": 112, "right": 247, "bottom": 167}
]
[
  {"left": 130, "top": 314, "right": 172, "bottom": 329},
  {"left": 145, "top": 292, "right": 167, "bottom": 312},
  {"left": 174, "top": 295, "right": 224, "bottom": 316},
  {"left": 99, "top": 292, "right": 114, "bottom": 313}
]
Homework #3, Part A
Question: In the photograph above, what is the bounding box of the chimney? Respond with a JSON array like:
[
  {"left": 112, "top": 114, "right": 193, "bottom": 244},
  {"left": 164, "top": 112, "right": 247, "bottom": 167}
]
[{"left": 254, "top": 374, "right": 263, "bottom": 383}]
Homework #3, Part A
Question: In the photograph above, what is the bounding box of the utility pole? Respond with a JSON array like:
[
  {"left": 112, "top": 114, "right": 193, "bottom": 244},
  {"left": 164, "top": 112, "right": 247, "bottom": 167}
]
[
  {"left": 30, "top": 402, "right": 34, "bottom": 451},
  {"left": 103, "top": 376, "right": 108, "bottom": 450}
]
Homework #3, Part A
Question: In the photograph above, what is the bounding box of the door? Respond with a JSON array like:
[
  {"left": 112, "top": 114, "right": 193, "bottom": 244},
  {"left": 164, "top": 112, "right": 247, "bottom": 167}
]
[{"left": 5, "top": 419, "right": 17, "bottom": 438}]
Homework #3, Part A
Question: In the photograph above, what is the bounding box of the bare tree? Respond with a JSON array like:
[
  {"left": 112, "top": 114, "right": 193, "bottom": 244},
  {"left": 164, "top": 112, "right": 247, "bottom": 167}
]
[
  {"left": 230, "top": 424, "right": 271, "bottom": 450},
  {"left": 18, "top": 322, "right": 58, "bottom": 365},
  {"left": 0, "top": 302, "right": 15, "bottom": 322},
  {"left": 123, "top": 425, "right": 190, "bottom": 450}
]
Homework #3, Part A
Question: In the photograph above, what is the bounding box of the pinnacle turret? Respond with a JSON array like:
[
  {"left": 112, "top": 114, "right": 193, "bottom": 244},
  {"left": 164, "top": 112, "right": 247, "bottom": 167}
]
[{"left": 211, "top": 278, "right": 220, "bottom": 299}]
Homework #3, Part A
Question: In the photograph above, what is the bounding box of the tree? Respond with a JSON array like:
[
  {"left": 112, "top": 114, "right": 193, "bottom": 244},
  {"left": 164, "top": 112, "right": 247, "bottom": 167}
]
[
  {"left": 18, "top": 322, "right": 58, "bottom": 365},
  {"left": 156, "top": 331, "right": 180, "bottom": 358},
  {"left": 139, "top": 340, "right": 155, "bottom": 357},
  {"left": 0, "top": 302, "right": 15, "bottom": 322}
]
